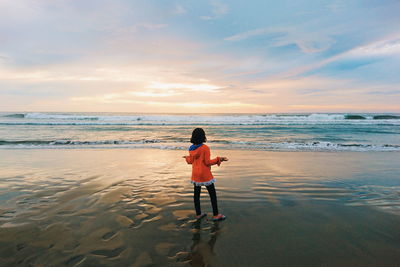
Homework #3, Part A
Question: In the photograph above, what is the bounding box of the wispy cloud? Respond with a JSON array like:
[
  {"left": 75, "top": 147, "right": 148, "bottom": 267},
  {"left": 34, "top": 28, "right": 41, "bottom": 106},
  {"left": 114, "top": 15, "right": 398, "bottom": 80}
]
[
  {"left": 147, "top": 82, "right": 221, "bottom": 92},
  {"left": 348, "top": 36, "right": 400, "bottom": 56},
  {"left": 70, "top": 93, "right": 261, "bottom": 111},
  {"left": 200, "top": 0, "right": 229, "bottom": 20},
  {"left": 276, "top": 34, "right": 400, "bottom": 78},
  {"left": 225, "top": 26, "right": 336, "bottom": 53},
  {"left": 130, "top": 91, "right": 179, "bottom": 97},
  {"left": 224, "top": 27, "right": 281, "bottom": 41},
  {"left": 172, "top": 4, "right": 186, "bottom": 15}
]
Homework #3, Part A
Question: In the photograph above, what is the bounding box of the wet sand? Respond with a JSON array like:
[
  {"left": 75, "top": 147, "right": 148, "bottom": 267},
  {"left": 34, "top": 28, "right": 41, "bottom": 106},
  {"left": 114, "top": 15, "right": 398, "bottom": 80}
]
[{"left": 0, "top": 149, "right": 400, "bottom": 266}]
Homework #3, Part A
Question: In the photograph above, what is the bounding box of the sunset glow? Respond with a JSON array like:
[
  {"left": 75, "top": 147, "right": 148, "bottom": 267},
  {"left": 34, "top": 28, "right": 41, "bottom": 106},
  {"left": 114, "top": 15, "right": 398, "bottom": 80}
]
[{"left": 1, "top": 0, "right": 399, "bottom": 113}]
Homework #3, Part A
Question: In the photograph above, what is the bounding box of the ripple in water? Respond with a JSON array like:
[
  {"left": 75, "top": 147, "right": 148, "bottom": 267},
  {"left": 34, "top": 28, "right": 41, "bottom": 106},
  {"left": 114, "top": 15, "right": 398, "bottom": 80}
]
[{"left": 0, "top": 149, "right": 400, "bottom": 266}]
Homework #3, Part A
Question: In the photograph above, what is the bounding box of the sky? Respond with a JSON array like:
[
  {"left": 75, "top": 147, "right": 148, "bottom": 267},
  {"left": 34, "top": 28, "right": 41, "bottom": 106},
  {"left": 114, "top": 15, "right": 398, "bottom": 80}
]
[{"left": 0, "top": 0, "right": 399, "bottom": 113}]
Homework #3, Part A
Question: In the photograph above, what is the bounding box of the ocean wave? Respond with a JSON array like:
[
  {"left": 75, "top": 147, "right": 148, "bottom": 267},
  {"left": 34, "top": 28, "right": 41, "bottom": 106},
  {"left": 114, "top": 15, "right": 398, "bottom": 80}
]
[
  {"left": 344, "top": 115, "right": 366, "bottom": 120},
  {"left": 1, "top": 121, "right": 399, "bottom": 126},
  {"left": 1, "top": 139, "right": 399, "bottom": 151},
  {"left": 0, "top": 143, "right": 185, "bottom": 150},
  {"left": 0, "top": 139, "right": 162, "bottom": 146},
  {"left": 3, "top": 112, "right": 400, "bottom": 124},
  {"left": 211, "top": 140, "right": 400, "bottom": 151},
  {"left": 373, "top": 115, "right": 400, "bottom": 119},
  {"left": 249, "top": 142, "right": 400, "bottom": 151},
  {"left": 25, "top": 113, "right": 100, "bottom": 120},
  {"left": 3, "top": 113, "right": 26, "bottom": 118}
]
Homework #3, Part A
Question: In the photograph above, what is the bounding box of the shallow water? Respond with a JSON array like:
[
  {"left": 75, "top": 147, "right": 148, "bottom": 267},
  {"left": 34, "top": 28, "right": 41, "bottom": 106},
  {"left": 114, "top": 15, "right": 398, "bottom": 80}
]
[{"left": 0, "top": 149, "right": 400, "bottom": 266}]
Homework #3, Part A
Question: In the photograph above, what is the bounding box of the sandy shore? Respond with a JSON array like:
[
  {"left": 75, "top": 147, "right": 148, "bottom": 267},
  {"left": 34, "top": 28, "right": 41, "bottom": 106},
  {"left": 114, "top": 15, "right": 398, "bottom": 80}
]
[{"left": 0, "top": 149, "right": 400, "bottom": 266}]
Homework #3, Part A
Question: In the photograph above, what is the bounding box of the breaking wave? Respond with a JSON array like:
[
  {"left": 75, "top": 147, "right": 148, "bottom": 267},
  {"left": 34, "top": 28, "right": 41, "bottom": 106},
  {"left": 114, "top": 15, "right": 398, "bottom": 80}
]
[
  {"left": 2, "top": 112, "right": 400, "bottom": 125},
  {"left": 1, "top": 139, "right": 399, "bottom": 151}
]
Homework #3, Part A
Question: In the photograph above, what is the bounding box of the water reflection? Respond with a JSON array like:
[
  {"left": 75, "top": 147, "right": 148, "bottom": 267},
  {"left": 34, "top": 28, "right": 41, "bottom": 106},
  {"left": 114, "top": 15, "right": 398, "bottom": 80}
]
[
  {"left": 0, "top": 149, "right": 400, "bottom": 266},
  {"left": 189, "top": 219, "right": 221, "bottom": 267}
]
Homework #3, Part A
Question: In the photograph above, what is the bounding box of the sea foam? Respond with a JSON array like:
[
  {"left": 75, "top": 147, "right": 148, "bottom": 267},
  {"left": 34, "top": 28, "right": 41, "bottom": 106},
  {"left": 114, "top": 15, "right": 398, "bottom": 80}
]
[{"left": 2, "top": 112, "right": 400, "bottom": 125}]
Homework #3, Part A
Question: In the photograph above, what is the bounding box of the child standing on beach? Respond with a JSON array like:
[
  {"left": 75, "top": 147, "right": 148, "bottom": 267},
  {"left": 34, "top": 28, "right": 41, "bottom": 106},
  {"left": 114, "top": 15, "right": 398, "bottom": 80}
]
[{"left": 183, "top": 128, "right": 228, "bottom": 221}]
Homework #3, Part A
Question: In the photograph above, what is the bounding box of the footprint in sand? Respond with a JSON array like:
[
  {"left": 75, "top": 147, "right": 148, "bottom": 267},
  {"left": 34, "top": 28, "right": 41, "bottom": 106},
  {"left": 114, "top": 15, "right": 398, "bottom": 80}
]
[
  {"left": 90, "top": 246, "right": 126, "bottom": 258},
  {"left": 65, "top": 255, "right": 86, "bottom": 266},
  {"left": 102, "top": 231, "right": 117, "bottom": 241}
]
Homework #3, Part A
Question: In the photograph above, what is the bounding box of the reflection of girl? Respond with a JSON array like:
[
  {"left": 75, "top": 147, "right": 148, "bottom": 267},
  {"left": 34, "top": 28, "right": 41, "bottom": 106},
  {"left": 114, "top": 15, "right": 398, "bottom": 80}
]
[
  {"left": 190, "top": 220, "right": 220, "bottom": 266},
  {"left": 183, "top": 128, "right": 228, "bottom": 221}
]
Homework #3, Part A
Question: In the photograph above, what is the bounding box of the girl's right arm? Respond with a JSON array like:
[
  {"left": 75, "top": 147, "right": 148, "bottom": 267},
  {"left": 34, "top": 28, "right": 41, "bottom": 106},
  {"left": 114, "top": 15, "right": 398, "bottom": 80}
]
[{"left": 183, "top": 156, "right": 193, "bottom": 164}]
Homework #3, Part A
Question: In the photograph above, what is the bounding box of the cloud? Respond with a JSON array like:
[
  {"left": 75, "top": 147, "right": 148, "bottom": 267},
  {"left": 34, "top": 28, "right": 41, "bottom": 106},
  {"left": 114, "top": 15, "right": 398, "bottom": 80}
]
[
  {"left": 224, "top": 28, "right": 278, "bottom": 41},
  {"left": 70, "top": 93, "right": 262, "bottom": 110},
  {"left": 139, "top": 23, "right": 168, "bottom": 30},
  {"left": 248, "top": 76, "right": 352, "bottom": 97},
  {"left": 348, "top": 37, "right": 400, "bottom": 56},
  {"left": 0, "top": 67, "right": 154, "bottom": 82},
  {"left": 172, "top": 4, "right": 186, "bottom": 15},
  {"left": 199, "top": 16, "right": 214, "bottom": 21},
  {"left": 176, "top": 101, "right": 261, "bottom": 108},
  {"left": 147, "top": 82, "right": 221, "bottom": 92},
  {"left": 225, "top": 26, "right": 335, "bottom": 53},
  {"left": 200, "top": 0, "right": 229, "bottom": 20},
  {"left": 277, "top": 34, "right": 400, "bottom": 78},
  {"left": 295, "top": 37, "right": 336, "bottom": 53},
  {"left": 210, "top": 1, "right": 228, "bottom": 15},
  {"left": 130, "top": 91, "right": 179, "bottom": 97},
  {"left": 0, "top": 55, "right": 10, "bottom": 65}
]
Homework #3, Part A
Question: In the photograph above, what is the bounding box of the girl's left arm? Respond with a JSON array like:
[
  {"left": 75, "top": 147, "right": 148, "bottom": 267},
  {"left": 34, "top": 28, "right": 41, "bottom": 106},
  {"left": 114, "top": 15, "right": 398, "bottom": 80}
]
[{"left": 203, "top": 146, "right": 222, "bottom": 167}]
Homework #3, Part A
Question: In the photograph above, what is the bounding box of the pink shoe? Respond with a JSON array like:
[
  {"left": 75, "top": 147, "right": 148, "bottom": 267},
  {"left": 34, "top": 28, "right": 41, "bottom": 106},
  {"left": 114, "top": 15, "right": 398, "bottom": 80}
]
[
  {"left": 212, "top": 214, "right": 226, "bottom": 221},
  {"left": 196, "top": 213, "right": 207, "bottom": 220}
]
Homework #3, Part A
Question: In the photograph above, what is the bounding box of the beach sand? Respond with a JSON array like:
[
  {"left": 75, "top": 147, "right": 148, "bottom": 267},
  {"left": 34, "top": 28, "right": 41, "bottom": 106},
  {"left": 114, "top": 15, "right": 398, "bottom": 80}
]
[{"left": 1, "top": 149, "right": 400, "bottom": 266}]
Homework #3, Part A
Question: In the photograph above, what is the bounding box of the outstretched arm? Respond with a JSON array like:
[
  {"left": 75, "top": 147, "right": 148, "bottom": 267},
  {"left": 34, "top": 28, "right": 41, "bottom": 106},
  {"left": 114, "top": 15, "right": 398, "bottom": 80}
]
[
  {"left": 203, "top": 146, "right": 222, "bottom": 167},
  {"left": 183, "top": 155, "right": 193, "bottom": 164}
]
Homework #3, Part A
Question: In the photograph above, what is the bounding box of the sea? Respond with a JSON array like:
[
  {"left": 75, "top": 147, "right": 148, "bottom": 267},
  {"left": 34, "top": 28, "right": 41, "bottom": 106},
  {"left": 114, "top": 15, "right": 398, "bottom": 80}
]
[{"left": 0, "top": 112, "right": 399, "bottom": 151}]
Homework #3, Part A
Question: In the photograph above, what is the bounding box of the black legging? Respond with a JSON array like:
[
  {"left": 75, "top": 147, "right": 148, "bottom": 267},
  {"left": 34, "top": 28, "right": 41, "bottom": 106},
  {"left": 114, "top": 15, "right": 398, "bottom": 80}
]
[{"left": 194, "top": 183, "right": 219, "bottom": 216}]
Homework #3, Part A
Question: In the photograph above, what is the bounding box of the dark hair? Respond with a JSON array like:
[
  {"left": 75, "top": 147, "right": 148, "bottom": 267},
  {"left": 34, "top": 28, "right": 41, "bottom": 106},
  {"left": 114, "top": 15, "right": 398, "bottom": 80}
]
[{"left": 190, "top": 128, "right": 207, "bottom": 144}]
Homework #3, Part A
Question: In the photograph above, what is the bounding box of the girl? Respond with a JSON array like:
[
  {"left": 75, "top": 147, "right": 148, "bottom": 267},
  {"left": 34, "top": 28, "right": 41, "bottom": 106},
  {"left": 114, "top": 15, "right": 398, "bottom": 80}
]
[{"left": 183, "top": 128, "right": 228, "bottom": 221}]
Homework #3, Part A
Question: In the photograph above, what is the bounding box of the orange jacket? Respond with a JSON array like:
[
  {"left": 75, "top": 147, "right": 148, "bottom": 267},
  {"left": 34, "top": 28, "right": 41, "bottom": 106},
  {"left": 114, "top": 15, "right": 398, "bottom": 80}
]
[{"left": 185, "top": 144, "right": 221, "bottom": 185}]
